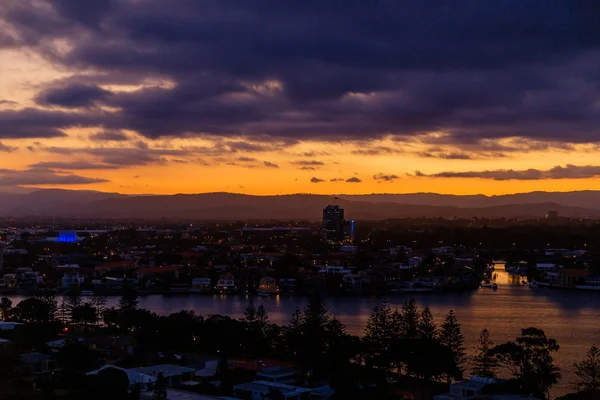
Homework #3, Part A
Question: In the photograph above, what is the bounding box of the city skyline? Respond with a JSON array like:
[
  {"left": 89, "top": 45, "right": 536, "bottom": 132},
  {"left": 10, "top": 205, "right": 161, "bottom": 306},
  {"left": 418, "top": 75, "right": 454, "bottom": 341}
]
[{"left": 1, "top": 2, "right": 600, "bottom": 196}]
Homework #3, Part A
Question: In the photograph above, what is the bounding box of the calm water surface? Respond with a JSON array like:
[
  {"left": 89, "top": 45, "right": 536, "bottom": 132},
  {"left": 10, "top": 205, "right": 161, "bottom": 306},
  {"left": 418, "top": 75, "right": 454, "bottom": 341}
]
[{"left": 8, "top": 269, "right": 600, "bottom": 396}]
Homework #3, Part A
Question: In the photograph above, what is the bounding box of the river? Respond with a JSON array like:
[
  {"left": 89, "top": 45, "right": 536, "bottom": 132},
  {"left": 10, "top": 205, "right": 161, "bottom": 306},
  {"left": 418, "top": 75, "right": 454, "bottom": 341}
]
[{"left": 6, "top": 268, "right": 600, "bottom": 396}]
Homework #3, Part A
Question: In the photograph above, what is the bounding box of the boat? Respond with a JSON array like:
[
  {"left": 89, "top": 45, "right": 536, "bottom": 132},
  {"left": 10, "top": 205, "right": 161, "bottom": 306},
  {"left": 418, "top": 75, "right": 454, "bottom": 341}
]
[
  {"left": 81, "top": 290, "right": 94, "bottom": 296},
  {"left": 529, "top": 281, "right": 538, "bottom": 288},
  {"left": 257, "top": 292, "right": 270, "bottom": 297}
]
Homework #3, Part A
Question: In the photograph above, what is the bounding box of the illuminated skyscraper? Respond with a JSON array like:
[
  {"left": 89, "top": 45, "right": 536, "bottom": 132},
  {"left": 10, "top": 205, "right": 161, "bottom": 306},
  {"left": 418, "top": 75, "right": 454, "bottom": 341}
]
[{"left": 322, "top": 204, "right": 345, "bottom": 243}]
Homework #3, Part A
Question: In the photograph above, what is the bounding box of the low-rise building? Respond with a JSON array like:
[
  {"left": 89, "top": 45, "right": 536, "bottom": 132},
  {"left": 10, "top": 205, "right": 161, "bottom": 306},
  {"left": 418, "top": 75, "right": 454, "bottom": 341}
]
[
  {"left": 132, "top": 364, "right": 195, "bottom": 387},
  {"left": 234, "top": 380, "right": 312, "bottom": 400}
]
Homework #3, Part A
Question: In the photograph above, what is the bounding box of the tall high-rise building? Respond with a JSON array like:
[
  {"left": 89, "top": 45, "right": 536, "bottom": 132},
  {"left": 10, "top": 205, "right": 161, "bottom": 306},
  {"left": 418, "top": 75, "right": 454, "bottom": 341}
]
[{"left": 322, "top": 204, "right": 345, "bottom": 243}]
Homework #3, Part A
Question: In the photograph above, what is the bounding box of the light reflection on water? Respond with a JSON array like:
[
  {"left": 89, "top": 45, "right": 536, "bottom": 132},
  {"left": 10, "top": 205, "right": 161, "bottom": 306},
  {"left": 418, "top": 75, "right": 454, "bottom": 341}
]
[{"left": 7, "top": 267, "right": 600, "bottom": 396}]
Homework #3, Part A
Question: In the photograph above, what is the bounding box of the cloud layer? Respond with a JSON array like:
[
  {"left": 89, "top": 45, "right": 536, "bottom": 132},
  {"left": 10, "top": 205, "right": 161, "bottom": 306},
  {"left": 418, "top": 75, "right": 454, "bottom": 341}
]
[
  {"left": 416, "top": 165, "right": 600, "bottom": 181},
  {"left": 1, "top": 0, "right": 599, "bottom": 147}
]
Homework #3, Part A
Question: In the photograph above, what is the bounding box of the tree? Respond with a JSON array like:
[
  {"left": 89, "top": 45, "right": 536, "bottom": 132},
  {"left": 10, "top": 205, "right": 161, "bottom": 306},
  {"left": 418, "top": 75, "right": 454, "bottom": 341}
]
[
  {"left": 64, "top": 288, "right": 83, "bottom": 322},
  {"left": 256, "top": 304, "right": 270, "bottom": 333},
  {"left": 12, "top": 298, "right": 52, "bottom": 323},
  {"left": 471, "top": 329, "right": 498, "bottom": 378},
  {"left": 37, "top": 290, "right": 58, "bottom": 321},
  {"left": 72, "top": 303, "right": 98, "bottom": 327},
  {"left": 439, "top": 309, "right": 466, "bottom": 383},
  {"left": 90, "top": 366, "right": 130, "bottom": 400},
  {"left": 418, "top": 306, "right": 437, "bottom": 340},
  {"left": 243, "top": 298, "right": 257, "bottom": 324},
  {"left": 0, "top": 297, "right": 12, "bottom": 320},
  {"left": 90, "top": 295, "right": 107, "bottom": 324},
  {"left": 118, "top": 281, "right": 139, "bottom": 313},
  {"left": 572, "top": 345, "right": 600, "bottom": 393},
  {"left": 399, "top": 298, "right": 420, "bottom": 341},
  {"left": 491, "top": 327, "right": 560, "bottom": 399},
  {"left": 364, "top": 300, "right": 394, "bottom": 369},
  {"left": 152, "top": 372, "right": 168, "bottom": 400}
]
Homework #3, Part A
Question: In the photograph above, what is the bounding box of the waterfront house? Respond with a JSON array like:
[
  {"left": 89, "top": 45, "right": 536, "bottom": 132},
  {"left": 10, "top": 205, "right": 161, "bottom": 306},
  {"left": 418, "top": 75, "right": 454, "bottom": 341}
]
[
  {"left": 61, "top": 272, "right": 84, "bottom": 289},
  {"left": 342, "top": 274, "right": 364, "bottom": 291},
  {"left": 216, "top": 273, "right": 236, "bottom": 292},
  {"left": 191, "top": 277, "right": 212, "bottom": 293},
  {"left": 258, "top": 276, "right": 278, "bottom": 294},
  {"left": 0, "top": 274, "right": 18, "bottom": 290}
]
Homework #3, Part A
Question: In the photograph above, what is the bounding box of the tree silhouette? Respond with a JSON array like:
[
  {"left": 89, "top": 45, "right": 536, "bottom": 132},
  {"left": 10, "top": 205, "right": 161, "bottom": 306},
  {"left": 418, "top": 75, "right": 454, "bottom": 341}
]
[
  {"left": 0, "top": 297, "right": 12, "bottom": 320},
  {"left": 418, "top": 306, "right": 437, "bottom": 340},
  {"left": 573, "top": 345, "right": 600, "bottom": 393},
  {"left": 440, "top": 309, "right": 466, "bottom": 384},
  {"left": 152, "top": 372, "right": 168, "bottom": 400},
  {"left": 364, "top": 300, "right": 393, "bottom": 370},
  {"left": 471, "top": 329, "right": 498, "bottom": 378},
  {"left": 491, "top": 327, "right": 560, "bottom": 399}
]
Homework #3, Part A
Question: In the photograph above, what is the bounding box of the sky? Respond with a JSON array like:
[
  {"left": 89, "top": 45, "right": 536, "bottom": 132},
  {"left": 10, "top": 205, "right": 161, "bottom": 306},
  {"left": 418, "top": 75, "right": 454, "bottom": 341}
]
[{"left": 1, "top": 1, "right": 600, "bottom": 195}]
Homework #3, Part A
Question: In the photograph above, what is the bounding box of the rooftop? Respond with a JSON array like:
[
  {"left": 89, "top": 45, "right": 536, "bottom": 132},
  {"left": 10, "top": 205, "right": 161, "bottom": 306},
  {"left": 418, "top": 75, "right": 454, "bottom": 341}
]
[
  {"left": 234, "top": 380, "right": 312, "bottom": 397},
  {"left": 141, "top": 389, "right": 223, "bottom": 400},
  {"left": 133, "top": 364, "right": 195, "bottom": 378}
]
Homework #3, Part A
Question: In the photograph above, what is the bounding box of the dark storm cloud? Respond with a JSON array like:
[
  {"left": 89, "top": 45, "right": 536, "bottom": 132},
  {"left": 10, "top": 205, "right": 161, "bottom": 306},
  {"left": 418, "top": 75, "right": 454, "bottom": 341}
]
[
  {"left": 3, "top": 1, "right": 600, "bottom": 143},
  {"left": 417, "top": 164, "right": 600, "bottom": 181},
  {"left": 346, "top": 177, "right": 362, "bottom": 183},
  {"left": 310, "top": 177, "right": 325, "bottom": 183},
  {"left": 35, "top": 84, "right": 112, "bottom": 108}
]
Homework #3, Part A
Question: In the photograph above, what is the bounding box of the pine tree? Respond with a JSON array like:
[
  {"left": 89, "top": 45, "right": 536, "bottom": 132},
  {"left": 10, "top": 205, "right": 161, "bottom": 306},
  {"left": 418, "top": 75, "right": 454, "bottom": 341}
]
[
  {"left": 302, "top": 292, "right": 330, "bottom": 330},
  {"left": 243, "top": 298, "right": 257, "bottom": 324},
  {"left": 573, "top": 345, "right": 600, "bottom": 393},
  {"left": 90, "top": 295, "right": 107, "bottom": 324},
  {"left": 440, "top": 309, "right": 466, "bottom": 383},
  {"left": 118, "top": 280, "right": 139, "bottom": 312},
  {"left": 364, "top": 300, "right": 393, "bottom": 369},
  {"left": 418, "top": 306, "right": 437, "bottom": 340},
  {"left": 37, "top": 290, "right": 58, "bottom": 321},
  {"left": 471, "top": 329, "right": 498, "bottom": 378},
  {"left": 64, "top": 288, "right": 83, "bottom": 322},
  {"left": 152, "top": 372, "right": 168, "bottom": 400},
  {"left": 256, "top": 304, "right": 270, "bottom": 332},
  {"left": 400, "top": 298, "right": 420, "bottom": 341},
  {"left": 57, "top": 297, "right": 70, "bottom": 324}
]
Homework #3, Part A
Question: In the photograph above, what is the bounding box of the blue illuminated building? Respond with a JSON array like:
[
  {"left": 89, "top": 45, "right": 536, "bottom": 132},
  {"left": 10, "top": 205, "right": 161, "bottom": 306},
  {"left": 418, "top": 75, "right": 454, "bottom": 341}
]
[{"left": 57, "top": 231, "right": 78, "bottom": 243}]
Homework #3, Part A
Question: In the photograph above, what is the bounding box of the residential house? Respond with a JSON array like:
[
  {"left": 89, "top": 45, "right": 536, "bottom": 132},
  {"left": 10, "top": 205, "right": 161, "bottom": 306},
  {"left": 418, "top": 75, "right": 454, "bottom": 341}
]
[
  {"left": 87, "top": 365, "right": 156, "bottom": 392},
  {"left": 433, "top": 376, "right": 538, "bottom": 400},
  {"left": 191, "top": 277, "right": 212, "bottom": 293},
  {"left": 87, "top": 335, "right": 137, "bottom": 363},
  {"left": 21, "top": 352, "right": 61, "bottom": 382},
  {"left": 216, "top": 274, "right": 237, "bottom": 292},
  {"left": 132, "top": 364, "right": 195, "bottom": 387},
  {"left": 258, "top": 276, "right": 278, "bottom": 295},
  {"left": 234, "top": 380, "right": 312, "bottom": 400},
  {"left": 256, "top": 366, "right": 303, "bottom": 384}
]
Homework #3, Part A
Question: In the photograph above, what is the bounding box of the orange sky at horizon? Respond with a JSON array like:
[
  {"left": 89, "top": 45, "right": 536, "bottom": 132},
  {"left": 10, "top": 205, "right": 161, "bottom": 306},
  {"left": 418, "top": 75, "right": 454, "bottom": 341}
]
[{"left": 2, "top": 47, "right": 600, "bottom": 196}]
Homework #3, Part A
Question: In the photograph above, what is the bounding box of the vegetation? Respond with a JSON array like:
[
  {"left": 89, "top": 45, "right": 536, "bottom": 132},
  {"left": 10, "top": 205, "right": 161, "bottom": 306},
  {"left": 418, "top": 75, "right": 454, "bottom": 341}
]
[{"left": 1, "top": 294, "right": 598, "bottom": 399}]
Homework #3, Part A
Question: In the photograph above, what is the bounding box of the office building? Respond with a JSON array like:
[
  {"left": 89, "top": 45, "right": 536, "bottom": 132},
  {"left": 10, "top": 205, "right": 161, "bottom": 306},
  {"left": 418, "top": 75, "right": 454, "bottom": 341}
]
[{"left": 322, "top": 204, "right": 349, "bottom": 243}]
